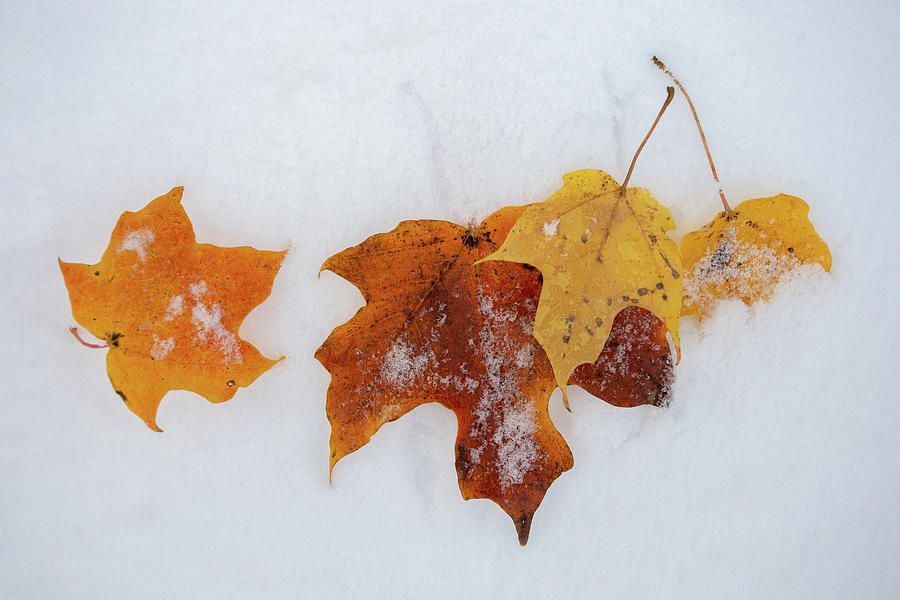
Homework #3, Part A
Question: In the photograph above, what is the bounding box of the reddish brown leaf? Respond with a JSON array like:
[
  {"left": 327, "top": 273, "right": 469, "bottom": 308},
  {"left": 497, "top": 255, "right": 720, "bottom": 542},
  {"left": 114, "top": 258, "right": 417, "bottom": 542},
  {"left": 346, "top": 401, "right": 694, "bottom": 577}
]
[
  {"left": 316, "top": 206, "right": 571, "bottom": 544},
  {"left": 569, "top": 306, "right": 673, "bottom": 408},
  {"left": 316, "top": 205, "right": 674, "bottom": 544}
]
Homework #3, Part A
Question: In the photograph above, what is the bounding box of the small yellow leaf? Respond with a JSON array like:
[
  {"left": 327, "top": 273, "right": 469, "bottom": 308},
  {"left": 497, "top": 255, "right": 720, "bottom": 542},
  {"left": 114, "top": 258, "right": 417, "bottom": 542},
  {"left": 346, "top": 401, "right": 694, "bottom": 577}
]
[
  {"left": 482, "top": 169, "right": 682, "bottom": 398},
  {"left": 681, "top": 194, "right": 832, "bottom": 318}
]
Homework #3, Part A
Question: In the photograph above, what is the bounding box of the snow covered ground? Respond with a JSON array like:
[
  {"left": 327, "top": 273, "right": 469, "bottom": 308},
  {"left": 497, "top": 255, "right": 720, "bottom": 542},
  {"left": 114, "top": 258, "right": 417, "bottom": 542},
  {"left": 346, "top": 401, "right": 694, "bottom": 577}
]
[{"left": 2, "top": 1, "right": 898, "bottom": 598}]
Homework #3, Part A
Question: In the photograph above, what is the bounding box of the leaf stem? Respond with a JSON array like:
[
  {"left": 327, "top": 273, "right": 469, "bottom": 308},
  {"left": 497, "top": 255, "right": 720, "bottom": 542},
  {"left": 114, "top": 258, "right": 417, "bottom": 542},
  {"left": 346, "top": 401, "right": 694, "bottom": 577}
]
[
  {"left": 69, "top": 326, "right": 109, "bottom": 349},
  {"left": 621, "top": 86, "right": 675, "bottom": 191},
  {"left": 652, "top": 56, "right": 733, "bottom": 214}
]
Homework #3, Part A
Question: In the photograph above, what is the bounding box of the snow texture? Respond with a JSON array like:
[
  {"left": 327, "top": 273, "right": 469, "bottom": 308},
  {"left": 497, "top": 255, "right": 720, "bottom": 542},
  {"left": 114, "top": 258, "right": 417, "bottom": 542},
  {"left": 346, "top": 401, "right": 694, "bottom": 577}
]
[
  {"left": 2, "top": 1, "right": 899, "bottom": 598},
  {"left": 683, "top": 225, "right": 812, "bottom": 313},
  {"left": 150, "top": 334, "right": 175, "bottom": 361},
  {"left": 117, "top": 228, "right": 154, "bottom": 261}
]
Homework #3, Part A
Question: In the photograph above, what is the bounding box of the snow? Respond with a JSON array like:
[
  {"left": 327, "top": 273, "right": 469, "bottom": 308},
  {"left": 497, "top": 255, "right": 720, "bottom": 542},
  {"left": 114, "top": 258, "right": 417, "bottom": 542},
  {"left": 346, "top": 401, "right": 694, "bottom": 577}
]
[
  {"left": 163, "top": 294, "right": 184, "bottom": 320},
  {"left": 190, "top": 299, "right": 242, "bottom": 364},
  {"left": 150, "top": 334, "right": 175, "bottom": 361},
  {"left": 682, "top": 224, "right": 809, "bottom": 313},
  {"left": 117, "top": 228, "right": 154, "bottom": 261},
  {"left": 2, "top": 1, "right": 899, "bottom": 598},
  {"left": 380, "top": 336, "right": 435, "bottom": 389},
  {"left": 543, "top": 218, "right": 560, "bottom": 238}
]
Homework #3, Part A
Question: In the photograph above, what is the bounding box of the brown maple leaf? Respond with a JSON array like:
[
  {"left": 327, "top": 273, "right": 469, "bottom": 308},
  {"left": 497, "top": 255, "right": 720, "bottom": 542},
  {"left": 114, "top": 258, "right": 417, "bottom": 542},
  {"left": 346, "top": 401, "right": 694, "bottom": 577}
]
[
  {"left": 60, "top": 187, "right": 286, "bottom": 431},
  {"left": 316, "top": 205, "right": 673, "bottom": 544},
  {"left": 569, "top": 306, "right": 673, "bottom": 408}
]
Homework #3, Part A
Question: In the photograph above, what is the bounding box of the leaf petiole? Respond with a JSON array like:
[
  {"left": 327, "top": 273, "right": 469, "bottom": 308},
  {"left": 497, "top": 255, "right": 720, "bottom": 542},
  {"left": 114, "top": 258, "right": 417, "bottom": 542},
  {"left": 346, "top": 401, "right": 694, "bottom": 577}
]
[
  {"left": 652, "top": 56, "right": 734, "bottom": 215},
  {"left": 621, "top": 86, "right": 675, "bottom": 191},
  {"left": 69, "top": 326, "right": 109, "bottom": 349}
]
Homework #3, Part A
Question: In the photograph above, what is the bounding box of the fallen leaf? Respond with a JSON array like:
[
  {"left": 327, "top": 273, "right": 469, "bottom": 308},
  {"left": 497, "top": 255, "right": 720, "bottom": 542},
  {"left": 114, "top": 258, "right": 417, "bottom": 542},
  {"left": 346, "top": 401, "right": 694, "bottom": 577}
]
[
  {"left": 60, "top": 187, "right": 286, "bottom": 431},
  {"left": 681, "top": 195, "right": 832, "bottom": 317},
  {"left": 316, "top": 206, "right": 571, "bottom": 545},
  {"left": 650, "top": 57, "right": 832, "bottom": 319},
  {"left": 316, "top": 204, "right": 674, "bottom": 544},
  {"left": 482, "top": 170, "right": 682, "bottom": 405},
  {"left": 569, "top": 306, "right": 673, "bottom": 408}
]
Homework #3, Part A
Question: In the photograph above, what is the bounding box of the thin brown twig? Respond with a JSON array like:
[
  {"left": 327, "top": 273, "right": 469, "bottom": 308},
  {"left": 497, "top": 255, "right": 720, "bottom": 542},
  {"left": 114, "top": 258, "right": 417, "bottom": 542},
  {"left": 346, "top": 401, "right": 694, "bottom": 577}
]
[
  {"left": 652, "top": 56, "right": 733, "bottom": 214},
  {"left": 621, "top": 86, "right": 675, "bottom": 190},
  {"left": 69, "top": 326, "right": 109, "bottom": 349}
]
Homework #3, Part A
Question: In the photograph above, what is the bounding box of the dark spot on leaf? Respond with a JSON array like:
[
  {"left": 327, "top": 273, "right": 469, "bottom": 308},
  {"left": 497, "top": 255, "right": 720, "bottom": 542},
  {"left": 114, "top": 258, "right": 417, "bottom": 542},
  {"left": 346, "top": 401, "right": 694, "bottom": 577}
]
[
  {"left": 656, "top": 282, "right": 664, "bottom": 289},
  {"left": 595, "top": 255, "right": 603, "bottom": 263},
  {"left": 462, "top": 232, "right": 478, "bottom": 247},
  {"left": 94, "top": 271, "right": 100, "bottom": 276},
  {"left": 565, "top": 314, "right": 575, "bottom": 323},
  {"left": 227, "top": 380, "right": 235, "bottom": 387},
  {"left": 108, "top": 332, "right": 123, "bottom": 347},
  {"left": 456, "top": 443, "right": 471, "bottom": 478},
  {"left": 594, "top": 317, "right": 603, "bottom": 328},
  {"left": 581, "top": 234, "right": 588, "bottom": 243},
  {"left": 662, "top": 294, "right": 668, "bottom": 301},
  {"left": 562, "top": 334, "right": 570, "bottom": 344},
  {"left": 788, "top": 247, "right": 794, "bottom": 253},
  {"left": 648, "top": 233, "right": 657, "bottom": 244},
  {"left": 584, "top": 326, "right": 594, "bottom": 336},
  {"left": 637, "top": 287, "right": 649, "bottom": 296},
  {"left": 606, "top": 297, "right": 613, "bottom": 306}
]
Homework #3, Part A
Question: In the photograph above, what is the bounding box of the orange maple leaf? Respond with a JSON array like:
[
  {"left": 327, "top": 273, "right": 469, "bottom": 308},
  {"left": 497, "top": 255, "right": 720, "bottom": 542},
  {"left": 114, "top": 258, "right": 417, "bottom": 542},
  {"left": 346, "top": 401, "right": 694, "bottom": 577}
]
[
  {"left": 316, "top": 205, "right": 673, "bottom": 544},
  {"left": 60, "top": 187, "right": 286, "bottom": 431}
]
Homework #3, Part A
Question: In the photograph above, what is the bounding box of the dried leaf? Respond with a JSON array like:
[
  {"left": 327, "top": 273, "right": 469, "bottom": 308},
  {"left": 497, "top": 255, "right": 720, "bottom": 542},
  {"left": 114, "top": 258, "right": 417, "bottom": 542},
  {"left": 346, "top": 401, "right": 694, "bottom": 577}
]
[
  {"left": 482, "top": 169, "right": 682, "bottom": 405},
  {"left": 316, "top": 206, "right": 571, "bottom": 545},
  {"left": 681, "top": 195, "right": 832, "bottom": 318},
  {"left": 316, "top": 203, "right": 675, "bottom": 544},
  {"left": 59, "top": 187, "right": 286, "bottom": 431},
  {"left": 569, "top": 306, "right": 673, "bottom": 408}
]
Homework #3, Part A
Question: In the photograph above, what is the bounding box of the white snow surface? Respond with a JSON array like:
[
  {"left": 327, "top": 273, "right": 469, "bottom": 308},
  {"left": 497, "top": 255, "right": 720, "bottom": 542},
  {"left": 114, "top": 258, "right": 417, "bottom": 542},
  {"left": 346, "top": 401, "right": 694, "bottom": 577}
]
[{"left": 2, "top": 1, "right": 899, "bottom": 598}]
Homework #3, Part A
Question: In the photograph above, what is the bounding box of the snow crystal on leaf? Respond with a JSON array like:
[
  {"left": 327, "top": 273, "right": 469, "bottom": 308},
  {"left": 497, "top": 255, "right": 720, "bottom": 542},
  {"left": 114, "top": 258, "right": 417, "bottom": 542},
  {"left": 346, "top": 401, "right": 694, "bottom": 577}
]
[
  {"left": 466, "top": 291, "right": 543, "bottom": 487},
  {"left": 380, "top": 337, "right": 435, "bottom": 389},
  {"left": 163, "top": 295, "right": 184, "bottom": 321},
  {"left": 683, "top": 225, "right": 807, "bottom": 314},
  {"left": 117, "top": 229, "right": 154, "bottom": 261},
  {"left": 542, "top": 218, "right": 559, "bottom": 238},
  {"left": 493, "top": 401, "right": 539, "bottom": 489},
  {"left": 150, "top": 334, "right": 175, "bottom": 360},
  {"left": 191, "top": 299, "right": 242, "bottom": 364},
  {"left": 188, "top": 281, "right": 208, "bottom": 299}
]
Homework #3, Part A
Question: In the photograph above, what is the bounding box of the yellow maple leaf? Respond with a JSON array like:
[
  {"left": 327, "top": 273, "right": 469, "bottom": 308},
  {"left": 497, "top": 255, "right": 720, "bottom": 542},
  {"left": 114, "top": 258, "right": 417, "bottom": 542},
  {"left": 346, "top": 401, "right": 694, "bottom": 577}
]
[
  {"left": 652, "top": 57, "right": 832, "bottom": 319},
  {"left": 681, "top": 195, "right": 832, "bottom": 317},
  {"left": 482, "top": 169, "right": 682, "bottom": 405}
]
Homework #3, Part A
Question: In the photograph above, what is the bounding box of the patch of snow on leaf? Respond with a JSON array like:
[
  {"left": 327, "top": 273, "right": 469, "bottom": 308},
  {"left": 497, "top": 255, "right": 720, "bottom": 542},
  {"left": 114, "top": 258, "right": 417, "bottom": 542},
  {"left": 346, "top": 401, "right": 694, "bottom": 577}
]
[
  {"left": 150, "top": 334, "right": 175, "bottom": 360},
  {"left": 492, "top": 400, "right": 539, "bottom": 489},
  {"left": 542, "top": 218, "right": 559, "bottom": 238},
  {"left": 189, "top": 281, "right": 208, "bottom": 299},
  {"left": 468, "top": 290, "right": 541, "bottom": 487},
  {"left": 163, "top": 295, "right": 184, "bottom": 321},
  {"left": 117, "top": 229, "right": 154, "bottom": 260},
  {"left": 380, "top": 337, "right": 434, "bottom": 389},
  {"left": 683, "top": 225, "right": 809, "bottom": 314},
  {"left": 515, "top": 345, "right": 534, "bottom": 369},
  {"left": 191, "top": 299, "right": 242, "bottom": 364}
]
